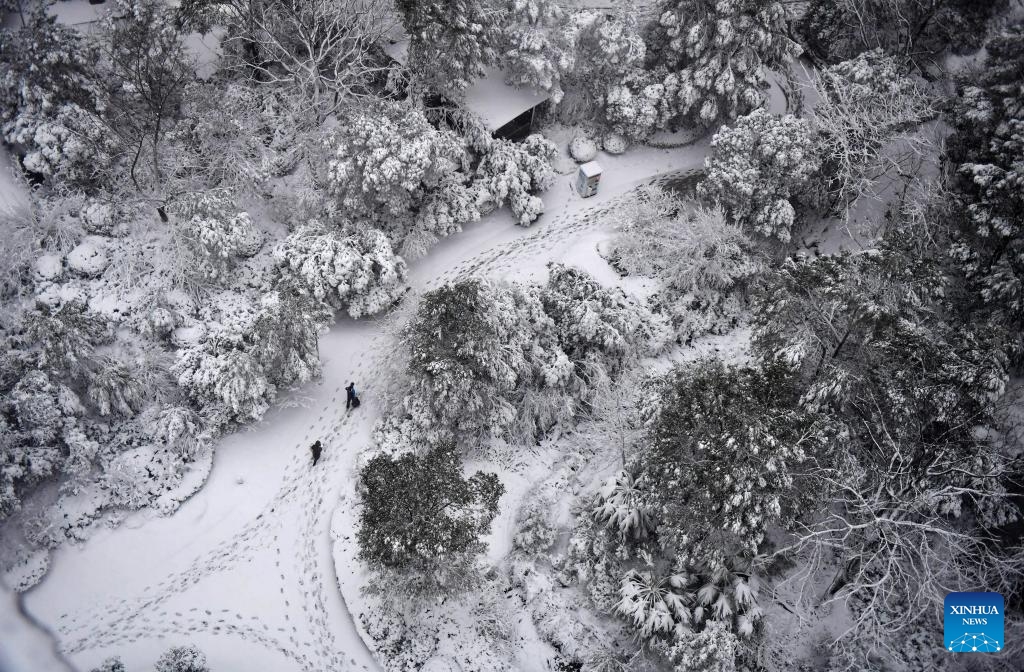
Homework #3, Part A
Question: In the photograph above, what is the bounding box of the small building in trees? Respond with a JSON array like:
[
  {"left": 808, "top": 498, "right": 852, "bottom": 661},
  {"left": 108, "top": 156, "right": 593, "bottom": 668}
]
[{"left": 383, "top": 34, "right": 550, "bottom": 141}]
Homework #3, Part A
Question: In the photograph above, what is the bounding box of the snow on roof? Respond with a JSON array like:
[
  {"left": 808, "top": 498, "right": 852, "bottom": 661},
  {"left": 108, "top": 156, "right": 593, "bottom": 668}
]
[
  {"left": 383, "top": 33, "right": 549, "bottom": 131},
  {"left": 579, "top": 161, "right": 602, "bottom": 177},
  {"left": 463, "top": 67, "right": 550, "bottom": 131}
]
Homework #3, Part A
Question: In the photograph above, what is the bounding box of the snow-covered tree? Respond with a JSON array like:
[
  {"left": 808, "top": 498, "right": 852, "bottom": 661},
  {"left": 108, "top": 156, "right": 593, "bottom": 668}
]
[
  {"left": 169, "top": 190, "right": 254, "bottom": 288},
  {"left": 541, "top": 264, "right": 661, "bottom": 375},
  {"left": 947, "top": 25, "right": 1024, "bottom": 335},
  {"left": 396, "top": 0, "right": 499, "bottom": 93},
  {"left": 273, "top": 225, "right": 407, "bottom": 318},
  {"left": 798, "top": 0, "right": 1006, "bottom": 64},
  {"left": 563, "top": 10, "right": 646, "bottom": 125},
  {"left": 475, "top": 134, "right": 556, "bottom": 226},
  {"left": 615, "top": 567, "right": 692, "bottom": 641},
  {"left": 89, "top": 657, "right": 126, "bottom": 672},
  {"left": 498, "top": 0, "right": 575, "bottom": 103},
  {"left": 154, "top": 645, "right": 209, "bottom": 672},
  {"left": 183, "top": 0, "right": 393, "bottom": 121},
  {"left": 652, "top": 0, "right": 801, "bottom": 127},
  {"left": 96, "top": 0, "right": 194, "bottom": 191},
  {"left": 808, "top": 49, "right": 937, "bottom": 216},
  {"left": 699, "top": 109, "right": 818, "bottom": 242},
  {"left": 0, "top": 5, "right": 110, "bottom": 185},
  {"left": 172, "top": 290, "right": 328, "bottom": 426},
  {"left": 326, "top": 102, "right": 473, "bottom": 247},
  {"left": 636, "top": 359, "right": 835, "bottom": 563},
  {"left": 357, "top": 441, "right": 504, "bottom": 593},
  {"left": 753, "top": 246, "right": 1021, "bottom": 656}
]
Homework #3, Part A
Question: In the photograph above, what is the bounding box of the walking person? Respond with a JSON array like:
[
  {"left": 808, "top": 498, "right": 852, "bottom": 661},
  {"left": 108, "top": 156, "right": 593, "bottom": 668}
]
[
  {"left": 345, "top": 382, "right": 359, "bottom": 410},
  {"left": 310, "top": 440, "right": 323, "bottom": 466}
]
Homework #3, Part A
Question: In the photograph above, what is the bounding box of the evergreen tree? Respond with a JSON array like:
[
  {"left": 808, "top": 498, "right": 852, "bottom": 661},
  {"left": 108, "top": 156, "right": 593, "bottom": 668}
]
[
  {"left": 948, "top": 24, "right": 1024, "bottom": 338},
  {"left": 699, "top": 109, "right": 818, "bottom": 242},
  {"left": 357, "top": 441, "right": 504, "bottom": 591},
  {"left": 652, "top": 0, "right": 800, "bottom": 127},
  {"left": 396, "top": 0, "right": 499, "bottom": 93}
]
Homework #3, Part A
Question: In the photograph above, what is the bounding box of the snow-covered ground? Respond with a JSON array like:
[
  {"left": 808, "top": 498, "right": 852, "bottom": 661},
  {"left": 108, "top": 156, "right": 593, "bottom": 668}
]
[{"left": 21, "top": 136, "right": 710, "bottom": 671}]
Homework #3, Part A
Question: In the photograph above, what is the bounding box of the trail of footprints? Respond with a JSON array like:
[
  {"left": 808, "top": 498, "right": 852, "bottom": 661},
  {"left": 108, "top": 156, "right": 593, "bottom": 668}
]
[{"left": 52, "top": 176, "right": 690, "bottom": 669}]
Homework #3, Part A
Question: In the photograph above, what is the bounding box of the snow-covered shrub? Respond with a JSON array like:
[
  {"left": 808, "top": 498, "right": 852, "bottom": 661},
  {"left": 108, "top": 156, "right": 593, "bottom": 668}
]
[
  {"left": 101, "top": 446, "right": 183, "bottom": 511},
  {"left": 662, "top": 620, "right": 739, "bottom": 672},
  {"left": 34, "top": 254, "right": 63, "bottom": 283},
  {"left": 592, "top": 470, "right": 654, "bottom": 541},
  {"left": 89, "top": 657, "right": 126, "bottom": 672},
  {"left": 273, "top": 225, "right": 408, "bottom": 318},
  {"left": 512, "top": 488, "right": 557, "bottom": 555},
  {"left": 169, "top": 190, "right": 253, "bottom": 287},
  {"left": 615, "top": 568, "right": 692, "bottom": 641},
  {"left": 652, "top": 1, "right": 800, "bottom": 127},
  {"left": 499, "top": 0, "right": 575, "bottom": 103},
  {"left": 154, "top": 645, "right": 209, "bottom": 672},
  {"left": 569, "top": 135, "right": 598, "bottom": 163},
  {"left": 0, "top": 417, "right": 62, "bottom": 519},
  {"left": 699, "top": 110, "right": 819, "bottom": 242},
  {"left": 615, "top": 554, "right": 766, "bottom": 644},
  {"left": 476, "top": 134, "right": 557, "bottom": 225},
  {"left": 80, "top": 201, "right": 115, "bottom": 235},
  {"left": 66, "top": 237, "right": 110, "bottom": 277},
  {"left": 143, "top": 405, "right": 209, "bottom": 461},
  {"left": 173, "top": 345, "right": 271, "bottom": 425},
  {"left": 19, "top": 301, "right": 112, "bottom": 374},
  {"left": 602, "top": 133, "right": 628, "bottom": 155},
  {"left": 86, "top": 356, "right": 145, "bottom": 417}
]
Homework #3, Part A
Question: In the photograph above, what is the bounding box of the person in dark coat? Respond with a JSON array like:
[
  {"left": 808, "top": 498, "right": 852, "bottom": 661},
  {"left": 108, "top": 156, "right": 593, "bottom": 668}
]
[
  {"left": 345, "top": 382, "right": 358, "bottom": 410},
  {"left": 310, "top": 440, "right": 323, "bottom": 466}
]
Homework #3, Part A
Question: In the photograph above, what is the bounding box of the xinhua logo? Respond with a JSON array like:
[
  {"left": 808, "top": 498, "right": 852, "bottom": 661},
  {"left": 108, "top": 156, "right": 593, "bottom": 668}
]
[{"left": 944, "top": 592, "right": 1004, "bottom": 652}]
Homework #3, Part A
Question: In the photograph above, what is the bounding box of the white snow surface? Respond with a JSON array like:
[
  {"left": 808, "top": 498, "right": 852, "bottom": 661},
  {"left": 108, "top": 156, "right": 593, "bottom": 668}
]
[{"left": 22, "top": 77, "right": 791, "bottom": 671}]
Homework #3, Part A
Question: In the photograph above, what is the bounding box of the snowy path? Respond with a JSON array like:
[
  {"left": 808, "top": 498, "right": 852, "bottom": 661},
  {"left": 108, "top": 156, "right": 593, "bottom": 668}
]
[{"left": 22, "top": 133, "right": 716, "bottom": 671}]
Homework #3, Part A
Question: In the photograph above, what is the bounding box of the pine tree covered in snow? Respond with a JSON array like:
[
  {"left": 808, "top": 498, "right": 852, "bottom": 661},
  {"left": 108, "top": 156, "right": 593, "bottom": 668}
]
[
  {"left": 396, "top": 0, "right": 499, "bottom": 93},
  {"left": 699, "top": 109, "right": 818, "bottom": 242},
  {"left": 565, "top": 10, "right": 648, "bottom": 130},
  {"left": 948, "top": 24, "right": 1024, "bottom": 337},
  {"left": 498, "top": 0, "right": 575, "bottom": 103},
  {"left": 273, "top": 225, "right": 407, "bottom": 318},
  {"left": 652, "top": 0, "right": 800, "bottom": 127},
  {"left": 636, "top": 360, "right": 835, "bottom": 563},
  {"left": 357, "top": 441, "right": 504, "bottom": 591}
]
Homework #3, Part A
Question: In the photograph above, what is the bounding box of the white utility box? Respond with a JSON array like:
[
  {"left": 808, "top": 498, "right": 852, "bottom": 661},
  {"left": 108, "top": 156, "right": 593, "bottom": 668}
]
[{"left": 576, "top": 161, "right": 602, "bottom": 198}]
